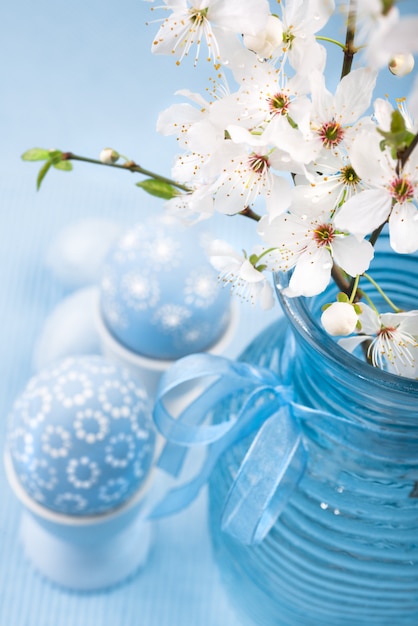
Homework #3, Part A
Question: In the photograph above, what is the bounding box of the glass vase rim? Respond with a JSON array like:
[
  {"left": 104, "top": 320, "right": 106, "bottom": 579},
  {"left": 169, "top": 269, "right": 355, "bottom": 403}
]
[{"left": 273, "top": 273, "right": 418, "bottom": 397}]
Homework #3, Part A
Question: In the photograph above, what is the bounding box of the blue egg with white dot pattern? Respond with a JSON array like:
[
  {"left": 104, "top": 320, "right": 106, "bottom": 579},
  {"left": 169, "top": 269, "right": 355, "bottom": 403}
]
[
  {"left": 7, "top": 356, "right": 156, "bottom": 516},
  {"left": 100, "top": 214, "right": 231, "bottom": 359}
]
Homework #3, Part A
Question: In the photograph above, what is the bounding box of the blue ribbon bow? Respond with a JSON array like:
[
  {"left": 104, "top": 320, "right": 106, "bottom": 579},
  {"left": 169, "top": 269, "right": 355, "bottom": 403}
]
[
  {"left": 150, "top": 350, "right": 418, "bottom": 545},
  {"left": 150, "top": 353, "right": 309, "bottom": 545}
]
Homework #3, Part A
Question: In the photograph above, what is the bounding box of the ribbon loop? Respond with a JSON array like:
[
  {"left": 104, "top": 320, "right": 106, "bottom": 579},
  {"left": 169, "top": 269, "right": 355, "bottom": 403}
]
[{"left": 151, "top": 352, "right": 309, "bottom": 545}]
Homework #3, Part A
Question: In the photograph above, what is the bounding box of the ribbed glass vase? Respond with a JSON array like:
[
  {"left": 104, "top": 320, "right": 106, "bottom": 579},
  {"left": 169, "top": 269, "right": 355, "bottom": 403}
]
[{"left": 208, "top": 245, "right": 418, "bottom": 626}]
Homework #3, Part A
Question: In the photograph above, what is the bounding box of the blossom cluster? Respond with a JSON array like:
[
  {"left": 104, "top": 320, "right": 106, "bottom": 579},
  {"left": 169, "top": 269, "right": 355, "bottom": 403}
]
[{"left": 146, "top": 0, "right": 418, "bottom": 377}]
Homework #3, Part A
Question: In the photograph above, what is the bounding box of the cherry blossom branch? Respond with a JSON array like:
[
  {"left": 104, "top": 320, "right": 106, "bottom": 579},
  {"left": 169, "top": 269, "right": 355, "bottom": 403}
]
[
  {"left": 331, "top": 264, "right": 352, "bottom": 296},
  {"left": 61, "top": 152, "right": 191, "bottom": 192},
  {"left": 340, "top": 0, "right": 358, "bottom": 79},
  {"left": 399, "top": 132, "right": 418, "bottom": 169}
]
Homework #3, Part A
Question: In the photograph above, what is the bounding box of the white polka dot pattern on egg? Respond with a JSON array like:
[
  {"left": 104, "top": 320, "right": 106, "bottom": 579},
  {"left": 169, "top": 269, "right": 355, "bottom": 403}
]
[{"left": 7, "top": 356, "right": 156, "bottom": 516}]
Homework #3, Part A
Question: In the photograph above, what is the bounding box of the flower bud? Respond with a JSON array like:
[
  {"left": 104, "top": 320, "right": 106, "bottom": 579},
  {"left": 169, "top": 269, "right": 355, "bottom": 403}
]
[
  {"left": 389, "top": 54, "right": 415, "bottom": 77},
  {"left": 99, "top": 148, "right": 120, "bottom": 164},
  {"left": 243, "top": 15, "right": 283, "bottom": 58},
  {"left": 321, "top": 302, "right": 358, "bottom": 337}
]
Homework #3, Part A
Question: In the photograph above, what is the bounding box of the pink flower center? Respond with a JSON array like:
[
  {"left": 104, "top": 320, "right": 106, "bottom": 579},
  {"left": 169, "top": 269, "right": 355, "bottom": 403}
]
[
  {"left": 268, "top": 92, "right": 290, "bottom": 116},
  {"left": 248, "top": 153, "right": 270, "bottom": 175},
  {"left": 313, "top": 223, "right": 335, "bottom": 247},
  {"left": 318, "top": 121, "right": 344, "bottom": 149},
  {"left": 389, "top": 176, "right": 414, "bottom": 203}
]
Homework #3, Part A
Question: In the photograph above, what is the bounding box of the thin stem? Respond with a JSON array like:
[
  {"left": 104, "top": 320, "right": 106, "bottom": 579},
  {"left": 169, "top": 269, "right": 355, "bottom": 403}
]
[
  {"left": 316, "top": 36, "right": 346, "bottom": 50},
  {"left": 239, "top": 206, "right": 261, "bottom": 222},
  {"left": 255, "top": 247, "right": 278, "bottom": 263},
  {"left": 363, "top": 272, "right": 402, "bottom": 312},
  {"left": 349, "top": 275, "right": 360, "bottom": 304},
  {"left": 62, "top": 152, "right": 191, "bottom": 193},
  {"left": 340, "top": 0, "right": 358, "bottom": 80}
]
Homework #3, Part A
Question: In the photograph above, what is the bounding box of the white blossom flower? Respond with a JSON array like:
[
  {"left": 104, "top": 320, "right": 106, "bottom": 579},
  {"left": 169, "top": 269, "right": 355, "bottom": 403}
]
[
  {"left": 150, "top": 0, "right": 270, "bottom": 65},
  {"left": 334, "top": 130, "right": 418, "bottom": 254},
  {"left": 308, "top": 68, "right": 377, "bottom": 157},
  {"left": 208, "top": 239, "right": 274, "bottom": 309},
  {"left": 321, "top": 301, "right": 358, "bottom": 336},
  {"left": 224, "top": 59, "right": 311, "bottom": 135},
  {"left": 292, "top": 151, "right": 368, "bottom": 215},
  {"left": 208, "top": 129, "right": 293, "bottom": 217},
  {"left": 258, "top": 207, "right": 374, "bottom": 297},
  {"left": 278, "top": 0, "right": 335, "bottom": 74},
  {"left": 339, "top": 305, "right": 418, "bottom": 378}
]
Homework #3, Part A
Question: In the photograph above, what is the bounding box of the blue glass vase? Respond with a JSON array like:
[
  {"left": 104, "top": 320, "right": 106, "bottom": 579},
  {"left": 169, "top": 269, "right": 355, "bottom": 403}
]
[{"left": 208, "top": 245, "right": 418, "bottom": 625}]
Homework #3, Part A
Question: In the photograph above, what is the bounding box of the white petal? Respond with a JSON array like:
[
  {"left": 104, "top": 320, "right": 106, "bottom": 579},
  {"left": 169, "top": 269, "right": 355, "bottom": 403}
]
[
  {"left": 310, "top": 70, "right": 334, "bottom": 122},
  {"left": 348, "top": 130, "right": 393, "bottom": 184},
  {"left": 373, "top": 98, "right": 394, "bottom": 132},
  {"left": 381, "top": 310, "right": 418, "bottom": 336},
  {"left": 334, "top": 189, "right": 392, "bottom": 238},
  {"left": 335, "top": 68, "right": 377, "bottom": 125},
  {"left": 259, "top": 281, "right": 275, "bottom": 310},
  {"left": 382, "top": 17, "right": 418, "bottom": 59},
  {"left": 208, "top": 0, "right": 270, "bottom": 36},
  {"left": 287, "top": 247, "right": 332, "bottom": 297},
  {"left": 389, "top": 203, "right": 418, "bottom": 254},
  {"left": 332, "top": 236, "right": 374, "bottom": 277},
  {"left": 338, "top": 335, "right": 370, "bottom": 354},
  {"left": 265, "top": 176, "right": 292, "bottom": 219},
  {"left": 357, "top": 304, "right": 381, "bottom": 335},
  {"left": 304, "top": 0, "right": 335, "bottom": 32},
  {"left": 239, "top": 259, "right": 265, "bottom": 283}
]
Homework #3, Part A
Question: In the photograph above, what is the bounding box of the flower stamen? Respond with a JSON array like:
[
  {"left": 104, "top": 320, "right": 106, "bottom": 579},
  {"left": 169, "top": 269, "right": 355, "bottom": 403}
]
[
  {"left": 268, "top": 92, "right": 290, "bottom": 116},
  {"left": 389, "top": 176, "right": 414, "bottom": 203},
  {"left": 248, "top": 153, "right": 270, "bottom": 176},
  {"left": 318, "top": 121, "right": 345, "bottom": 149},
  {"left": 313, "top": 223, "right": 335, "bottom": 247},
  {"left": 339, "top": 165, "right": 360, "bottom": 186}
]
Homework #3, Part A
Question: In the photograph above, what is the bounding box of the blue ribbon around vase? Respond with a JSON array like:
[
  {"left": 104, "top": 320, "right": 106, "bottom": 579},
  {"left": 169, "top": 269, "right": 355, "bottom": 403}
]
[
  {"left": 150, "top": 352, "right": 311, "bottom": 545},
  {"left": 150, "top": 352, "right": 418, "bottom": 545}
]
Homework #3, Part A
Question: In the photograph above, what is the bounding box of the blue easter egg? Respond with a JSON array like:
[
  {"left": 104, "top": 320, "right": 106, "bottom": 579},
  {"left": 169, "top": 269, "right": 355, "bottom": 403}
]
[
  {"left": 100, "top": 215, "right": 231, "bottom": 360},
  {"left": 7, "top": 356, "right": 156, "bottom": 516}
]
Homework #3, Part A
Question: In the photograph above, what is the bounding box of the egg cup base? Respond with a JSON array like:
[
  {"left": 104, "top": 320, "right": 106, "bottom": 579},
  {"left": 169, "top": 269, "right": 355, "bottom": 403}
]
[{"left": 20, "top": 507, "right": 152, "bottom": 591}]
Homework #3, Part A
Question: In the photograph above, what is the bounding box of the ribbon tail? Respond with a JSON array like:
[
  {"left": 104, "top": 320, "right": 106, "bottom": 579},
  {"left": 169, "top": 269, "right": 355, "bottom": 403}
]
[
  {"left": 221, "top": 404, "right": 307, "bottom": 545},
  {"left": 149, "top": 387, "right": 283, "bottom": 520}
]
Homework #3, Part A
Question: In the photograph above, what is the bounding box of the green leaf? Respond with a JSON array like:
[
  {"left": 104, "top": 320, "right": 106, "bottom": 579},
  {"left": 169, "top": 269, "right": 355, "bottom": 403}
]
[
  {"left": 390, "top": 109, "right": 406, "bottom": 134},
  {"left": 321, "top": 303, "right": 332, "bottom": 311},
  {"left": 377, "top": 110, "right": 415, "bottom": 155},
  {"left": 337, "top": 292, "right": 349, "bottom": 303},
  {"left": 21, "top": 148, "right": 51, "bottom": 161},
  {"left": 36, "top": 160, "right": 53, "bottom": 190},
  {"left": 53, "top": 160, "right": 73, "bottom": 171},
  {"left": 136, "top": 178, "right": 178, "bottom": 200},
  {"left": 47, "top": 150, "right": 64, "bottom": 164}
]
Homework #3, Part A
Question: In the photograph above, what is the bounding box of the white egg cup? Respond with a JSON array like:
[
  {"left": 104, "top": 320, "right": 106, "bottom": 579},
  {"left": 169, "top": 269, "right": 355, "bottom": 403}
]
[
  {"left": 5, "top": 450, "right": 155, "bottom": 591},
  {"left": 95, "top": 290, "right": 239, "bottom": 398}
]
